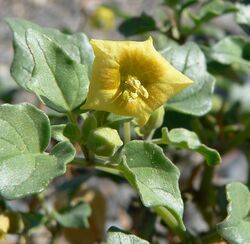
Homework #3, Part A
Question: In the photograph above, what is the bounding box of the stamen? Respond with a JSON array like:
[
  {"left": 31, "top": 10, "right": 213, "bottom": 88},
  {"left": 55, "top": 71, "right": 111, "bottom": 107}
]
[
  {"left": 138, "top": 86, "right": 149, "bottom": 98},
  {"left": 122, "top": 75, "right": 148, "bottom": 102},
  {"left": 130, "top": 92, "right": 138, "bottom": 99},
  {"left": 122, "top": 90, "right": 130, "bottom": 102}
]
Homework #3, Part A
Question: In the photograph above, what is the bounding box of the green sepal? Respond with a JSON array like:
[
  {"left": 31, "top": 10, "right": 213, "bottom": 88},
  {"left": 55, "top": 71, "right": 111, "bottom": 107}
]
[{"left": 87, "top": 127, "right": 123, "bottom": 157}]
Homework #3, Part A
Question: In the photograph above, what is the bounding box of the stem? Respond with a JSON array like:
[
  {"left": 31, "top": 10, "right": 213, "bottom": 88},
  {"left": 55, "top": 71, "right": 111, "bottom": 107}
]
[
  {"left": 80, "top": 144, "right": 90, "bottom": 161},
  {"left": 199, "top": 165, "right": 214, "bottom": 193},
  {"left": 151, "top": 138, "right": 164, "bottom": 145},
  {"left": 197, "top": 164, "right": 216, "bottom": 227},
  {"left": 123, "top": 122, "right": 131, "bottom": 144},
  {"left": 70, "top": 157, "right": 90, "bottom": 166},
  {"left": 199, "top": 230, "right": 222, "bottom": 244},
  {"left": 70, "top": 157, "right": 122, "bottom": 176},
  {"left": 95, "top": 164, "right": 122, "bottom": 177},
  {"left": 67, "top": 111, "right": 77, "bottom": 124},
  {"left": 154, "top": 206, "right": 189, "bottom": 242}
]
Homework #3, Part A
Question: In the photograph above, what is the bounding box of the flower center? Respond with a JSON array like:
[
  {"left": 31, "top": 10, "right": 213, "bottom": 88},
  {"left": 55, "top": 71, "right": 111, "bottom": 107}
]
[{"left": 122, "top": 75, "right": 149, "bottom": 102}]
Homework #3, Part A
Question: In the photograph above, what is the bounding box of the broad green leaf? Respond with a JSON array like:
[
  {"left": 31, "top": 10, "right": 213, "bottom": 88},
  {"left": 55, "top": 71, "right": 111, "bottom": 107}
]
[
  {"left": 217, "top": 182, "right": 250, "bottom": 243},
  {"left": 53, "top": 202, "right": 91, "bottom": 228},
  {"left": 0, "top": 103, "right": 75, "bottom": 199},
  {"left": 206, "top": 36, "right": 250, "bottom": 67},
  {"left": 7, "top": 18, "right": 93, "bottom": 112},
  {"left": 236, "top": 4, "right": 250, "bottom": 35},
  {"left": 162, "top": 128, "right": 221, "bottom": 166},
  {"left": 7, "top": 17, "right": 94, "bottom": 81},
  {"left": 107, "top": 227, "right": 149, "bottom": 244},
  {"left": 119, "top": 140, "right": 185, "bottom": 230},
  {"left": 118, "top": 13, "right": 157, "bottom": 37},
  {"left": 191, "top": 0, "right": 237, "bottom": 24},
  {"left": 25, "top": 29, "right": 89, "bottom": 112},
  {"left": 161, "top": 42, "right": 215, "bottom": 116}
]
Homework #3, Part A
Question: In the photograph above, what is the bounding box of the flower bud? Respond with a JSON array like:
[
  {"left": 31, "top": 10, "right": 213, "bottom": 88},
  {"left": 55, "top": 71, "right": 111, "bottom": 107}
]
[
  {"left": 82, "top": 115, "right": 97, "bottom": 142},
  {"left": 140, "top": 106, "right": 165, "bottom": 136},
  {"left": 90, "top": 6, "right": 115, "bottom": 30},
  {"left": 87, "top": 127, "right": 123, "bottom": 157}
]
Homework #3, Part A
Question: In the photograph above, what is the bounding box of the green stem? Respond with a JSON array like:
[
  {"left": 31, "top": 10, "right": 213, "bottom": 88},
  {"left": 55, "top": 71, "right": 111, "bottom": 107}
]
[
  {"left": 154, "top": 206, "right": 189, "bottom": 242},
  {"left": 95, "top": 164, "right": 122, "bottom": 177},
  {"left": 199, "top": 230, "right": 222, "bottom": 244},
  {"left": 70, "top": 157, "right": 90, "bottom": 166},
  {"left": 151, "top": 138, "right": 164, "bottom": 145},
  {"left": 80, "top": 144, "right": 90, "bottom": 161},
  {"left": 197, "top": 164, "right": 216, "bottom": 227},
  {"left": 70, "top": 157, "right": 122, "bottom": 176},
  {"left": 200, "top": 165, "right": 214, "bottom": 193},
  {"left": 123, "top": 122, "right": 131, "bottom": 144},
  {"left": 67, "top": 111, "right": 77, "bottom": 124}
]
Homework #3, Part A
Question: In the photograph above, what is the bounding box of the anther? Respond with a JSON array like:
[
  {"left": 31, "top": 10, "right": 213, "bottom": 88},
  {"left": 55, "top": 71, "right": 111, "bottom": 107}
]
[{"left": 122, "top": 75, "right": 149, "bottom": 102}]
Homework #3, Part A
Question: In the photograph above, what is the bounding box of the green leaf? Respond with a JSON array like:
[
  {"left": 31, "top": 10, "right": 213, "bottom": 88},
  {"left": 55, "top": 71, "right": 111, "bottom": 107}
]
[
  {"left": 192, "top": 0, "right": 237, "bottom": 24},
  {"left": 161, "top": 42, "right": 215, "bottom": 116},
  {"left": 180, "top": 0, "right": 198, "bottom": 10},
  {"left": 236, "top": 4, "right": 250, "bottom": 35},
  {"left": 119, "top": 140, "right": 185, "bottom": 230},
  {"left": 217, "top": 182, "right": 250, "bottom": 243},
  {"left": 53, "top": 202, "right": 91, "bottom": 228},
  {"left": 7, "top": 18, "right": 93, "bottom": 112},
  {"left": 206, "top": 36, "right": 250, "bottom": 67},
  {"left": 0, "top": 103, "right": 75, "bottom": 199},
  {"left": 26, "top": 29, "right": 89, "bottom": 112},
  {"left": 51, "top": 124, "right": 68, "bottom": 142},
  {"left": 163, "top": 0, "right": 198, "bottom": 11},
  {"left": 107, "top": 227, "right": 149, "bottom": 244},
  {"left": 162, "top": 128, "right": 221, "bottom": 166},
  {"left": 118, "top": 13, "right": 157, "bottom": 37},
  {"left": 7, "top": 17, "right": 93, "bottom": 79}
]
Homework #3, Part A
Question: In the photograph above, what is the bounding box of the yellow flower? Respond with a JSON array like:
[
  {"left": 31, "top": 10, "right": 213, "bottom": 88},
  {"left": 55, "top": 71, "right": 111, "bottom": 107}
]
[
  {"left": 82, "top": 37, "right": 193, "bottom": 126},
  {"left": 90, "top": 6, "right": 115, "bottom": 30}
]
